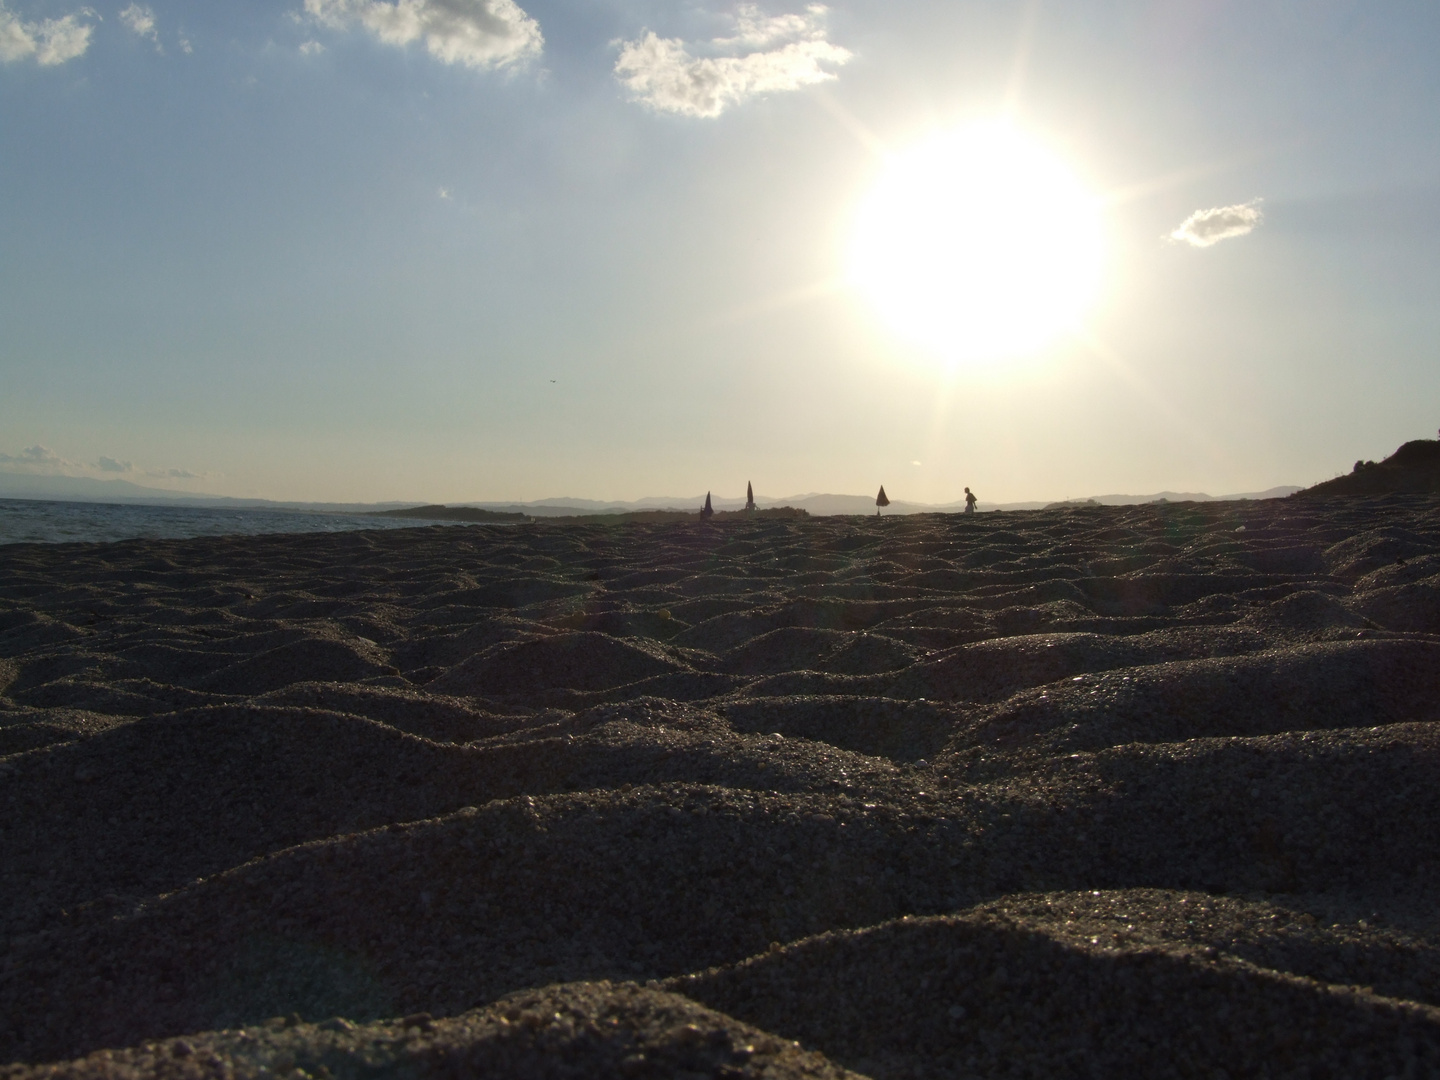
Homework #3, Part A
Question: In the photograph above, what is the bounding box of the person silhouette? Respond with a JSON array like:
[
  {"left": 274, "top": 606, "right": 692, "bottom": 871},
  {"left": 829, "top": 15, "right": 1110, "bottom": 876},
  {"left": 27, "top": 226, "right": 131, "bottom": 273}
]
[{"left": 964, "top": 487, "right": 977, "bottom": 514}]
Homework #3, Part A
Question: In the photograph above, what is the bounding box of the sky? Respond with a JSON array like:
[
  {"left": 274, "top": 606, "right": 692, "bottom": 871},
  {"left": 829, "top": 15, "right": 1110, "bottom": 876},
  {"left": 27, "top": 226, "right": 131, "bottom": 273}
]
[{"left": 2, "top": 0, "right": 1439, "bottom": 505}]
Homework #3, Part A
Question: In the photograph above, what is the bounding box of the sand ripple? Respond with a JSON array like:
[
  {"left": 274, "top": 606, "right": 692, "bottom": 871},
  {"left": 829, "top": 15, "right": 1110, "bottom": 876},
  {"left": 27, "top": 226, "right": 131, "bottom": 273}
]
[{"left": 2, "top": 495, "right": 1440, "bottom": 1076}]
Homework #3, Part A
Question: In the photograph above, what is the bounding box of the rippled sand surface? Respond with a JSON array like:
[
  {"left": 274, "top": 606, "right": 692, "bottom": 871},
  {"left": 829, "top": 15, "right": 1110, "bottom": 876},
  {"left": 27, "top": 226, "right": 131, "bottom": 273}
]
[{"left": 2, "top": 496, "right": 1440, "bottom": 1078}]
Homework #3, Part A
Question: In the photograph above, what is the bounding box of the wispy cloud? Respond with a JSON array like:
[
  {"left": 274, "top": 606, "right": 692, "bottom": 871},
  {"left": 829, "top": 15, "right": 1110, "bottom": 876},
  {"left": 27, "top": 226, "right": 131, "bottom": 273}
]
[
  {"left": 146, "top": 467, "right": 203, "bottom": 480},
  {"left": 0, "top": 1, "right": 96, "bottom": 65},
  {"left": 119, "top": 2, "right": 160, "bottom": 51},
  {"left": 615, "top": 4, "right": 851, "bottom": 118},
  {"left": 304, "top": 0, "right": 542, "bottom": 69},
  {"left": 1168, "top": 199, "right": 1263, "bottom": 248},
  {"left": 96, "top": 457, "right": 206, "bottom": 481},
  {"left": 0, "top": 447, "right": 207, "bottom": 483},
  {"left": 298, "top": 38, "right": 324, "bottom": 55},
  {"left": 0, "top": 445, "right": 78, "bottom": 471}
]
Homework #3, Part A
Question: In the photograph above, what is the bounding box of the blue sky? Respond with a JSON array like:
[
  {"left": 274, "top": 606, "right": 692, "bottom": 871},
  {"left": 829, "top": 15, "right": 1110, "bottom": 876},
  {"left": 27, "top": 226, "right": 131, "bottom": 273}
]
[{"left": 3, "top": 0, "right": 1439, "bottom": 503}]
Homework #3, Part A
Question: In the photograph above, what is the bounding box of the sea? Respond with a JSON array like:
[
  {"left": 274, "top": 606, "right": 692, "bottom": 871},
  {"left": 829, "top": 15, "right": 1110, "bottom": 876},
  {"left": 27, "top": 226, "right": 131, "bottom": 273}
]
[{"left": 0, "top": 498, "right": 460, "bottom": 546}]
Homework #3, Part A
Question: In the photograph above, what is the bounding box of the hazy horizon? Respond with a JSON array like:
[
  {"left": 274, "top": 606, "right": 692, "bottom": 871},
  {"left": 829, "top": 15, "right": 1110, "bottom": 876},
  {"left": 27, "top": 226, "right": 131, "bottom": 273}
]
[
  {"left": 0, "top": 465, "right": 1304, "bottom": 513},
  {"left": 5, "top": 1, "right": 1439, "bottom": 503}
]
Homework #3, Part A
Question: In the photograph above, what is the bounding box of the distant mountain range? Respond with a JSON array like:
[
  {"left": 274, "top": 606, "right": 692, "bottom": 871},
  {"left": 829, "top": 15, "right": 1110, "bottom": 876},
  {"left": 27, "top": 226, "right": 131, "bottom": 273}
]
[
  {"left": 0, "top": 469, "right": 1302, "bottom": 517},
  {"left": 0, "top": 472, "right": 412, "bottom": 514},
  {"left": 456, "top": 488, "right": 1303, "bottom": 517}
]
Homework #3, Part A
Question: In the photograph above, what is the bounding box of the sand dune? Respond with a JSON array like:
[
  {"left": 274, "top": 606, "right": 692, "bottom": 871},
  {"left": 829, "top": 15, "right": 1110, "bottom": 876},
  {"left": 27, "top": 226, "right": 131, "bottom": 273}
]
[{"left": 2, "top": 494, "right": 1440, "bottom": 1076}]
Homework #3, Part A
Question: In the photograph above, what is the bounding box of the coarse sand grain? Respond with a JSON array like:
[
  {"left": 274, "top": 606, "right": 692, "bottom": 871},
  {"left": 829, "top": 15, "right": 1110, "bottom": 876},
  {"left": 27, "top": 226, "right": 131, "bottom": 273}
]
[{"left": 2, "top": 494, "right": 1439, "bottom": 1076}]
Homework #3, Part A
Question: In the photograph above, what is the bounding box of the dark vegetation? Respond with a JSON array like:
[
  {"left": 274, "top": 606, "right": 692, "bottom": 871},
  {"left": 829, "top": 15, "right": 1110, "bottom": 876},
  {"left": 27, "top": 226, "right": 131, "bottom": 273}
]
[{"left": 1300, "top": 438, "right": 1440, "bottom": 497}]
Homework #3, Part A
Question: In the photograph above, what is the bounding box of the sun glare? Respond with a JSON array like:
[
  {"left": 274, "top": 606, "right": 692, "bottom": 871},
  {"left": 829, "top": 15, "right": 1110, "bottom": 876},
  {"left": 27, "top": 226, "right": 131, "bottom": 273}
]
[{"left": 848, "top": 122, "right": 1104, "bottom": 364}]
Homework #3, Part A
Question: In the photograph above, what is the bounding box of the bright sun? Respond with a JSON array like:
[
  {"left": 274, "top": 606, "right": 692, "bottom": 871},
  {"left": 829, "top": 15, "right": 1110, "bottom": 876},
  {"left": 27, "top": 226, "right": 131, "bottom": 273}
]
[{"left": 848, "top": 121, "right": 1104, "bottom": 363}]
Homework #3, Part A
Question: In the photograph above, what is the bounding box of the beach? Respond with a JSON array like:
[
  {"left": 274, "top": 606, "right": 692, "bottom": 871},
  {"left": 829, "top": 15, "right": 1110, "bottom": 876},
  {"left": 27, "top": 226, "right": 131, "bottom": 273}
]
[{"left": 2, "top": 494, "right": 1439, "bottom": 1077}]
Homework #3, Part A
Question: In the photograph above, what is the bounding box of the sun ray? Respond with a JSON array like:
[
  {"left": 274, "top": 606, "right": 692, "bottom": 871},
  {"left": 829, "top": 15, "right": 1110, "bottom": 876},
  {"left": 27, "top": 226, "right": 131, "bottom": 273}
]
[
  {"left": 1099, "top": 136, "right": 1304, "bottom": 209},
  {"left": 1001, "top": 0, "right": 1042, "bottom": 117},
  {"left": 1071, "top": 328, "right": 1230, "bottom": 470},
  {"left": 582, "top": 276, "right": 846, "bottom": 373},
  {"left": 809, "top": 88, "right": 890, "bottom": 158},
  {"left": 699, "top": 277, "right": 848, "bottom": 332},
  {"left": 1100, "top": 159, "right": 1242, "bottom": 209}
]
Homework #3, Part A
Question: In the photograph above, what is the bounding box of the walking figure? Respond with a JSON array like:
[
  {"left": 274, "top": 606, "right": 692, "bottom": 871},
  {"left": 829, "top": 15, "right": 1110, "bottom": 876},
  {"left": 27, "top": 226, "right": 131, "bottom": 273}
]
[
  {"left": 701, "top": 492, "right": 714, "bottom": 519},
  {"left": 745, "top": 482, "right": 756, "bottom": 512},
  {"left": 964, "top": 487, "right": 977, "bottom": 514},
  {"left": 876, "top": 485, "right": 890, "bottom": 517}
]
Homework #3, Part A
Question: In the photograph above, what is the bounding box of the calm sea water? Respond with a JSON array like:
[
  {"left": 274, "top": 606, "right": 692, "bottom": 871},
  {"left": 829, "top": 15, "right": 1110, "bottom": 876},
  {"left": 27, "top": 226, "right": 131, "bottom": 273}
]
[{"left": 0, "top": 498, "right": 458, "bottom": 546}]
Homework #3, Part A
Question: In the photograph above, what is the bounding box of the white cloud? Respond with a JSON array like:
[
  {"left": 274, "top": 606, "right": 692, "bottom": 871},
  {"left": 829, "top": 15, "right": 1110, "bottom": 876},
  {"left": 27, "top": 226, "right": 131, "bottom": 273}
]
[
  {"left": 0, "top": 1, "right": 95, "bottom": 65},
  {"left": 0, "top": 446, "right": 207, "bottom": 482},
  {"left": 146, "top": 467, "right": 203, "bottom": 480},
  {"left": 299, "top": 38, "right": 324, "bottom": 55},
  {"left": 1169, "top": 200, "right": 1263, "bottom": 248},
  {"left": 177, "top": 33, "right": 192, "bottom": 53},
  {"left": 304, "top": 0, "right": 542, "bottom": 69},
  {"left": 614, "top": 4, "right": 851, "bottom": 118},
  {"left": 0, "top": 445, "right": 80, "bottom": 473},
  {"left": 119, "top": 2, "right": 159, "bottom": 50},
  {"left": 718, "top": 5, "right": 822, "bottom": 48}
]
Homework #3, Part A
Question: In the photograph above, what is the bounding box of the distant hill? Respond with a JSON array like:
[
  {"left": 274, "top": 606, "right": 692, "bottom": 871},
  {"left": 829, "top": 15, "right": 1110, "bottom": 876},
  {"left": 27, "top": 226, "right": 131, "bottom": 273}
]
[
  {"left": 1298, "top": 439, "right": 1440, "bottom": 496},
  {"left": 0, "top": 472, "right": 414, "bottom": 514},
  {"left": 0, "top": 472, "right": 203, "bottom": 502},
  {"left": 1036, "top": 487, "right": 1302, "bottom": 511}
]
